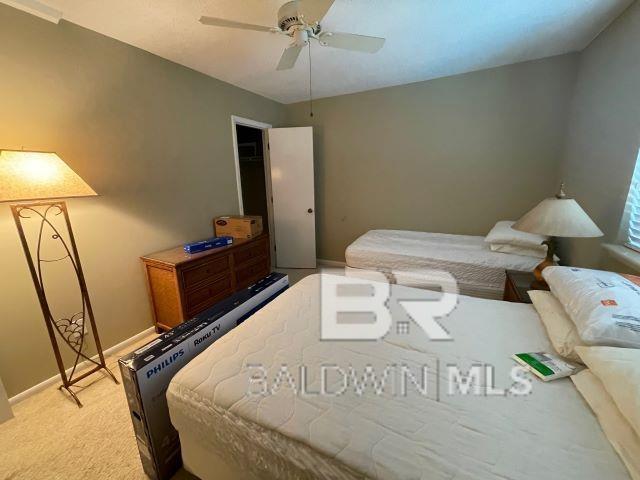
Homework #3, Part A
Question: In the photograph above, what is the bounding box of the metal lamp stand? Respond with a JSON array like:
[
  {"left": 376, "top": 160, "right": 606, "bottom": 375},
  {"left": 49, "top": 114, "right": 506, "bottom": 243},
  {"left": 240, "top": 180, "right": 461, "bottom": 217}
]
[{"left": 10, "top": 200, "right": 117, "bottom": 407}]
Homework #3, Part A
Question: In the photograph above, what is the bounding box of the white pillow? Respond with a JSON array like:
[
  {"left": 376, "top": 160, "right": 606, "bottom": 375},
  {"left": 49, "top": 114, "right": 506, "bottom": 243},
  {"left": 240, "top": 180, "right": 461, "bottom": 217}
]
[
  {"left": 490, "top": 243, "right": 559, "bottom": 260},
  {"left": 576, "top": 346, "right": 640, "bottom": 440},
  {"left": 529, "top": 290, "right": 584, "bottom": 362},
  {"left": 543, "top": 266, "right": 640, "bottom": 348},
  {"left": 485, "top": 220, "right": 548, "bottom": 251},
  {"left": 572, "top": 369, "right": 640, "bottom": 480}
]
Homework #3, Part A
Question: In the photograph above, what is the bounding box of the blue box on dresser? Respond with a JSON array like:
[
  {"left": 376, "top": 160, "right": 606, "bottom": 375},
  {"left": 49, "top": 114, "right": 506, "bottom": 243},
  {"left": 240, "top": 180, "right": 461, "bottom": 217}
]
[{"left": 183, "top": 236, "right": 233, "bottom": 254}]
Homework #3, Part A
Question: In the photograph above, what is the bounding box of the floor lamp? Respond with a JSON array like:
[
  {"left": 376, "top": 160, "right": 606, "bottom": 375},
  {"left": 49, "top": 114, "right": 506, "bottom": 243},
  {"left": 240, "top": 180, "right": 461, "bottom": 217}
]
[{"left": 0, "top": 150, "right": 117, "bottom": 407}]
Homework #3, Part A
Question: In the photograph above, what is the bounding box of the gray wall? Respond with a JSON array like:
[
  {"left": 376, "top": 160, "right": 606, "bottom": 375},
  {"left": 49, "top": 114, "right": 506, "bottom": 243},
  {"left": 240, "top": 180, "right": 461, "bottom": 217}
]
[
  {"left": 559, "top": 1, "right": 640, "bottom": 270},
  {"left": 286, "top": 55, "right": 580, "bottom": 261},
  {"left": 0, "top": 4, "right": 285, "bottom": 397}
]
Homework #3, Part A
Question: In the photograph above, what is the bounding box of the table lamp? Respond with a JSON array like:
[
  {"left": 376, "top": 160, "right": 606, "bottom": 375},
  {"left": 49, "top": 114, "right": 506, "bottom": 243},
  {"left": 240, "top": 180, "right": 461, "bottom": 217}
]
[
  {"left": 512, "top": 183, "right": 603, "bottom": 288},
  {"left": 0, "top": 150, "right": 117, "bottom": 407}
]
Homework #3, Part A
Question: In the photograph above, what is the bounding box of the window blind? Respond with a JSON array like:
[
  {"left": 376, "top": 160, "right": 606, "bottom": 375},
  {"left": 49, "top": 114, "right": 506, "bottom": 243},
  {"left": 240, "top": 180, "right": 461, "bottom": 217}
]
[{"left": 626, "top": 155, "right": 640, "bottom": 252}]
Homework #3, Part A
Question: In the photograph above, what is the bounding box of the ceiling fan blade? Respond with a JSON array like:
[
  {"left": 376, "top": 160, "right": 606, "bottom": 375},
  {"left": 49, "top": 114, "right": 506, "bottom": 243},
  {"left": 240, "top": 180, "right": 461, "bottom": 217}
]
[
  {"left": 277, "top": 44, "right": 304, "bottom": 70},
  {"left": 298, "top": 0, "right": 335, "bottom": 23},
  {"left": 319, "top": 32, "right": 385, "bottom": 53},
  {"left": 199, "top": 16, "right": 275, "bottom": 32}
]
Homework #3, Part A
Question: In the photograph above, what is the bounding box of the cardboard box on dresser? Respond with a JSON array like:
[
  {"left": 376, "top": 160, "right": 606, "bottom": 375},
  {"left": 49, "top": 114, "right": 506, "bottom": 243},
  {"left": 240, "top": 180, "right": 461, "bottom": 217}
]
[{"left": 213, "top": 215, "right": 263, "bottom": 239}]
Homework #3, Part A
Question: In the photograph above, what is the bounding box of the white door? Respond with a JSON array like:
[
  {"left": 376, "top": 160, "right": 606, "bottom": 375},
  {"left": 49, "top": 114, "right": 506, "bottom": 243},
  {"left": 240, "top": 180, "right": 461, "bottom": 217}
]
[{"left": 268, "top": 127, "right": 316, "bottom": 268}]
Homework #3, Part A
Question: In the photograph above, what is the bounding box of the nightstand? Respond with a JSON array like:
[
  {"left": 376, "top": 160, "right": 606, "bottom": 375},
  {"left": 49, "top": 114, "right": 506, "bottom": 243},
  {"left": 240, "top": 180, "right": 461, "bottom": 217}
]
[{"left": 503, "top": 270, "right": 549, "bottom": 304}]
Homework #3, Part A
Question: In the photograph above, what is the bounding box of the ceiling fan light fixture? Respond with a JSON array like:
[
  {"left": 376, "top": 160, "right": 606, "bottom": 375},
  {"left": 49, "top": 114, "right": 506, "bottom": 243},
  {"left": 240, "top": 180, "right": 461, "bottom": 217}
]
[
  {"left": 199, "top": 0, "right": 385, "bottom": 71},
  {"left": 199, "top": 0, "right": 385, "bottom": 113},
  {"left": 293, "top": 28, "right": 309, "bottom": 47}
]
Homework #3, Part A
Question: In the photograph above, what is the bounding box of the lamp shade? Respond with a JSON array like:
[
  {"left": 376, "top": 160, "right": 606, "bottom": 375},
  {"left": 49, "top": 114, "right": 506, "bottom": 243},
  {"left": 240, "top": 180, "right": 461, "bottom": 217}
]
[
  {"left": 513, "top": 195, "right": 603, "bottom": 238},
  {"left": 0, "top": 150, "right": 97, "bottom": 203}
]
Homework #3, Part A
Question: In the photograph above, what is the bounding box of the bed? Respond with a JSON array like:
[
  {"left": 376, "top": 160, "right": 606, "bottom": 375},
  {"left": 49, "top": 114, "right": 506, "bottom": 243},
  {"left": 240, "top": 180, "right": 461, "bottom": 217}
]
[
  {"left": 167, "top": 274, "right": 631, "bottom": 480},
  {"left": 345, "top": 229, "right": 543, "bottom": 299}
]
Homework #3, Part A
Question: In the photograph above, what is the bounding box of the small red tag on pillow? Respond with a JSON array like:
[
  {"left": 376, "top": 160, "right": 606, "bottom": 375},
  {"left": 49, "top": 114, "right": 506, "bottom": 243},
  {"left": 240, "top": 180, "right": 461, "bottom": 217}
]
[{"left": 601, "top": 299, "right": 618, "bottom": 306}]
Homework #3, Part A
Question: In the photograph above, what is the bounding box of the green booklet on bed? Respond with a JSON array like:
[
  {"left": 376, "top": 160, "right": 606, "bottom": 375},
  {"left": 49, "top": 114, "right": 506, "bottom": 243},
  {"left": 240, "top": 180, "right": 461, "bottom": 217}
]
[{"left": 512, "top": 352, "right": 581, "bottom": 381}]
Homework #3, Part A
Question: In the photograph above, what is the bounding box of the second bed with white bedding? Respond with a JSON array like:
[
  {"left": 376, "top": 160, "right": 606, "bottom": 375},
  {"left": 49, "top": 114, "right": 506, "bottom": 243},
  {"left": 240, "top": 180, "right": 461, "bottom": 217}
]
[
  {"left": 345, "top": 229, "right": 541, "bottom": 299},
  {"left": 167, "top": 274, "right": 630, "bottom": 480}
]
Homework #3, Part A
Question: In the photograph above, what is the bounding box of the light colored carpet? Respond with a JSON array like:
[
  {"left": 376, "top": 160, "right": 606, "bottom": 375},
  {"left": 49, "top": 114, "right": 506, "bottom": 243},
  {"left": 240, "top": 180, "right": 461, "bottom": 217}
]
[{"left": 0, "top": 333, "right": 197, "bottom": 480}]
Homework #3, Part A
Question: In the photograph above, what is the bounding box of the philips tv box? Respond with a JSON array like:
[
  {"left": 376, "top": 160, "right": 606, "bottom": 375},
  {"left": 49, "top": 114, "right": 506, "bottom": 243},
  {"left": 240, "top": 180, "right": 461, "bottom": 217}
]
[{"left": 119, "top": 272, "right": 289, "bottom": 480}]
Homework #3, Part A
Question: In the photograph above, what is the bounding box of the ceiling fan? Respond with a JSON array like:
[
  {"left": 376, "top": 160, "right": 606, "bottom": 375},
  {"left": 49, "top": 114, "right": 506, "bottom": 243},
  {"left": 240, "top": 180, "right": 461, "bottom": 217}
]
[{"left": 199, "top": 0, "right": 386, "bottom": 71}]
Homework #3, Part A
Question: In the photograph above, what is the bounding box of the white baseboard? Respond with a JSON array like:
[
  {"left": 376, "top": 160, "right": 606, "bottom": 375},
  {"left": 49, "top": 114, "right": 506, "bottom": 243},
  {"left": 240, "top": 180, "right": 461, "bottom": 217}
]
[
  {"left": 0, "top": 378, "right": 13, "bottom": 424},
  {"left": 317, "top": 258, "right": 347, "bottom": 267},
  {"left": 9, "top": 326, "right": 156, "bottom": 405}
]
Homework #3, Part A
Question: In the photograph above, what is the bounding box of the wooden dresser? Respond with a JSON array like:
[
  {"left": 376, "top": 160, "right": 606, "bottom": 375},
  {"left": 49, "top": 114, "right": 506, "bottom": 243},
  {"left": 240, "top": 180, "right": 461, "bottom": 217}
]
[{"left": 141, "top": 234, "right": 270, "bottom": 331}]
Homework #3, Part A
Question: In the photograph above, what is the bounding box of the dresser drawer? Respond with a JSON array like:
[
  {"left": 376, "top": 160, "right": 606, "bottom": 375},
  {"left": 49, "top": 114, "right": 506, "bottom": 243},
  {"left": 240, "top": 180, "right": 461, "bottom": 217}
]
[
  {"left": 235, "top": 260, "right": 269, "bottom": 289},
  {"left": 184, "top": 276, "right": 232, "bottom": 316},
  {"left": 142, "top": 234, "right": 270, "bottom": 331},
  {"left": 233, "top": 239, "right": 268, "bottom": 267},
  {"left": 182, "top": 256, "right": 230, "bottom": 290}
]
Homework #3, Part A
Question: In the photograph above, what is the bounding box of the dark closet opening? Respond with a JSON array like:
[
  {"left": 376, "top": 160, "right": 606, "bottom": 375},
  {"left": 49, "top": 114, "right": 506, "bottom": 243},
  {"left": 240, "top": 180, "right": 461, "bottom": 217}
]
[{"left": 235, "top": 125, "right": 269, "bottom": 233}]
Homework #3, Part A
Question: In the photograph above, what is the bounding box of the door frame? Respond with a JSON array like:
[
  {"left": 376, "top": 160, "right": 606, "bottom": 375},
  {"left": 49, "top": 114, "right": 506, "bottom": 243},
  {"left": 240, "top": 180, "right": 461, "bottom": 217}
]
[{"left": 230, "top": 115, "right": 276, "bottom": 264}]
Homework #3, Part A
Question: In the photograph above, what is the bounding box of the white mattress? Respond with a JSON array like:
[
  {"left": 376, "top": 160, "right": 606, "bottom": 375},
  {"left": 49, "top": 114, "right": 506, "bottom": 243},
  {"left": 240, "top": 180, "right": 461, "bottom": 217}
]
[
  {"left": 167, "top": 274, "right": 630, "bottom": 480},
  {"left": 345, "top": 230, "right": 541, "bottom": 299}
]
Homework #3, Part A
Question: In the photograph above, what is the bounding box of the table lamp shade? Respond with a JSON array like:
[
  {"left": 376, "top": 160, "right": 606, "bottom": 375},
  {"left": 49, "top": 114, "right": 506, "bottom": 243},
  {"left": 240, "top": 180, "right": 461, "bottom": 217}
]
[
  {"left": 513, "top": 195, "right": 603, "bottom": 238},
  {"left": 0, "top": 150, "right": 97, "bottom": 203}
]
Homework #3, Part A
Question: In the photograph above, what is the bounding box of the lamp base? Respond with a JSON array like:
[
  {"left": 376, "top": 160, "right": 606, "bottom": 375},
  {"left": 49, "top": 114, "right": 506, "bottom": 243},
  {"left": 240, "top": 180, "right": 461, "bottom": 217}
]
[
  {"left": 530, "top": 237, "right": 557, "bottom": 290},
  {"left": 10, "top": 201, "right": 117, "bottom": 408}
]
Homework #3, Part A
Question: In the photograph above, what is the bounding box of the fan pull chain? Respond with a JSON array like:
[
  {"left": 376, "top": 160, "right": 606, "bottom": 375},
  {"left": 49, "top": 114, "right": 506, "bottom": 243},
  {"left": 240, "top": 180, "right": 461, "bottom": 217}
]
[{"left": 308, "top": 40, "right": 314, "bottom": 117}]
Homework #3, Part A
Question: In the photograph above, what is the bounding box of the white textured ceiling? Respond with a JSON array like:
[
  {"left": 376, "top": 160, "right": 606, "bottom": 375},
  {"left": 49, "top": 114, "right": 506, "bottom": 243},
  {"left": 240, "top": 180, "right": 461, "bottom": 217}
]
[{"left": 24, "top": 0, "right": 634, "bottom": 103}]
